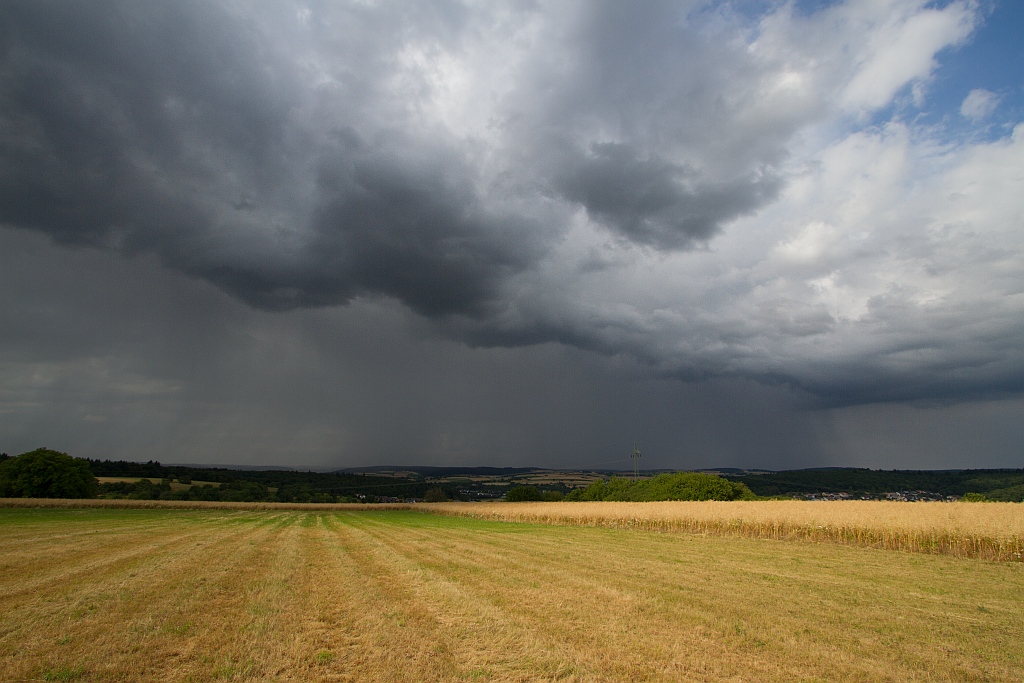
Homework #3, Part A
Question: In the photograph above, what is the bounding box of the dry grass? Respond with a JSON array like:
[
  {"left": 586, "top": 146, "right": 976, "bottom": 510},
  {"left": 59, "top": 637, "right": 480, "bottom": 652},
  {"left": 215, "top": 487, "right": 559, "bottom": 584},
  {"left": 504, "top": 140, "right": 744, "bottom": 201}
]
[
  {"left": 1, "top": 508, "right": 1022, "bottom": 682},
  {"left": 6, "top": 498, "right": 1024, "bottom": 561},
  {"left": 423, "top": 500, "right": 1024, "bottom": 561},
  {"left": 0, "top": 498, "right": 413, "bottom": 511}
]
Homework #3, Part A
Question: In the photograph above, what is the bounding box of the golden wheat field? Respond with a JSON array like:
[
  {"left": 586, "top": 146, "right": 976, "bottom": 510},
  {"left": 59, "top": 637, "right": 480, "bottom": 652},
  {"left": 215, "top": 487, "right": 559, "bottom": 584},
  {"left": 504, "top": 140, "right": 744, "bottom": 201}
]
[
  {"left": 426, "top": 500, "right": 1024, "bottom": 561},
  {"left": 1, "top": 506, "right": 1023, "bottom": 682}
]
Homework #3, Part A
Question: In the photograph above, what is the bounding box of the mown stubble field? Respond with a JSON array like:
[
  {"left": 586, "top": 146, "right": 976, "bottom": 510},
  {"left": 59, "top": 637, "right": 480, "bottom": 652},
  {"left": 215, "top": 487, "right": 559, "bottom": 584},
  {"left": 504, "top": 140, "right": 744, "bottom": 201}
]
[{"left": 1, "top": 507, "right": 1022, "bottom": 682}]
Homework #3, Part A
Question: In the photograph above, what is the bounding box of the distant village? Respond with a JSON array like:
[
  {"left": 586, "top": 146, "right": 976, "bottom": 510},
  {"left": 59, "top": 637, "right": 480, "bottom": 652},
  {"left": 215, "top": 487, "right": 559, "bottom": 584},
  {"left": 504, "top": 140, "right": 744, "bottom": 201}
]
[{"left": 797, "top": 491, "right": 960, "bottom": 502}]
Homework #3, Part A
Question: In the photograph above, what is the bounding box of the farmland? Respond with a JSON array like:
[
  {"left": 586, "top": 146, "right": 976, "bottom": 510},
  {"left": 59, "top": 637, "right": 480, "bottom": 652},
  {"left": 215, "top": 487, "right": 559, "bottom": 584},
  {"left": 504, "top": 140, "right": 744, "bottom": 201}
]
[
  {"left": 427, "top": 500, "right": 1024, "bottom": 561},
  {"left": 1, "top": 506, "right": 1023, "bottom": 682}
]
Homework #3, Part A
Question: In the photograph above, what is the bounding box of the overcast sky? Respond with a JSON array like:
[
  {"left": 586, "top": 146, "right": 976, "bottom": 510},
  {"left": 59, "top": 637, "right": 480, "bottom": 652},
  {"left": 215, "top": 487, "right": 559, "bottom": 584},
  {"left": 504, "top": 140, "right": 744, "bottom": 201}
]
[{"left": 2, "top": 0, "right": 1023, "bottom": 470}]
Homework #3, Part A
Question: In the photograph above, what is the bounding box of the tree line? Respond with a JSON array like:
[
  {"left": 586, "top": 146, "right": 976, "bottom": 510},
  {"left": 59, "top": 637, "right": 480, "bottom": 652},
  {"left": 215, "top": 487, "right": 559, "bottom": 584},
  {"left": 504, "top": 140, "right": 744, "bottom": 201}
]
[
  {"left": 0, "top": 449, "right": 454, "bottom": 502},
  {"left": 3, "top": 449, "right": 1022, "bottom": 502},
  {"left": 0, "top": 451, "right": 754, "bottom": 502}
]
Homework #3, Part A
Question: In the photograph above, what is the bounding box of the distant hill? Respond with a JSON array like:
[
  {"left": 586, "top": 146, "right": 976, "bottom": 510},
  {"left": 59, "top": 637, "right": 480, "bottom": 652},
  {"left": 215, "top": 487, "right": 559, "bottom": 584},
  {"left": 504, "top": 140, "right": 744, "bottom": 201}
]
[
  {"left": 340, "top": 465, "right": 539, "bottom": 477},
  {"left": 77, "top": 459, "right": 1024, "bottom": 503}
]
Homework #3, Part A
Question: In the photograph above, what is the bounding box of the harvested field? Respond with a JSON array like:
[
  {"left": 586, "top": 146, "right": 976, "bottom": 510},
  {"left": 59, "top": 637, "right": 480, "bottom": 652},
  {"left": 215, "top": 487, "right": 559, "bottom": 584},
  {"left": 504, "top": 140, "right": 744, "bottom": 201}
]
[
  {"left": 0, "top": 498, "right": 412, "bottom": 511},
  {"left": 1, "top": 508, "right": 1023, "bottom": 682},
  {"left": 6, "top": 498, "right": 1023, "bottom": 561},
  {"left": 426, "top": 500, "right": 1024, "bottom": 561}
]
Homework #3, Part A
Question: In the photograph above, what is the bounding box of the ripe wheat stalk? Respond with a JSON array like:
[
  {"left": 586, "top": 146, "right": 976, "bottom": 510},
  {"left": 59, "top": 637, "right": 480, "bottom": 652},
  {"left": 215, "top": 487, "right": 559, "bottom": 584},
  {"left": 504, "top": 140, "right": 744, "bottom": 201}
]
[{"left": 423, "top": 500, "right": 1024, "bottom": 562}]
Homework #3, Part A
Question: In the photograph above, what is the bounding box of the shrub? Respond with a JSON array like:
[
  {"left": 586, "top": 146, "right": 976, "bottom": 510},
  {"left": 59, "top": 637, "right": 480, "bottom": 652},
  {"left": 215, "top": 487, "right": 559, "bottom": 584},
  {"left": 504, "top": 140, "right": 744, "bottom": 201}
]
[
  {"left": 541, "top": 490, "right": 565, "bottom": 502},
  {"left": 423, "top": 487, "right": 448, "bottom": 502},
  {"left": 97, "top": 478, "right": 169, "bottom": 500},
  {"left": 565, "top": 472, "right": 754, "bottom": 502},
  {"left": 0, "top": 448, "right": 99, "bottom": 499},
  {"left": 506, "top": 485, "right": 543, "bottom": 502}
]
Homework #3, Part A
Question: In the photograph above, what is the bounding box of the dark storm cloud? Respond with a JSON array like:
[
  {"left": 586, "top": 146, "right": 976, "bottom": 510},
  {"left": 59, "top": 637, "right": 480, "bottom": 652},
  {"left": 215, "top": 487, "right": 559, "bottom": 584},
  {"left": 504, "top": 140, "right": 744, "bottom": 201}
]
[
  {"left": 2, "top": 0, "right": 1020, "bottom": 419},
  {"left": 0, "top": 1, "right": 295, "bottom": 239},
  {"left": 197, "top": 134, "right": 542, "bottom": 316},
  {"left": 0, "top": 0, "right": 540, "bottom": 318},
  {"left": 555, "top": 142, "right": 782, "bottom": 249},
  {"left": 0, "top": 227, "right": 828, "bottom": 468},
  {"left": 307, "top": 138, "right": 541, "bottom": 317},
  {"left": 0, "top": 0, "right": 788, "bottom": 315},
  {"left": 6, "top": 225, "right": 1024, "bottom": 469},
  {"left": 512, "top": 1, "right": 791, "bottom": 248}
]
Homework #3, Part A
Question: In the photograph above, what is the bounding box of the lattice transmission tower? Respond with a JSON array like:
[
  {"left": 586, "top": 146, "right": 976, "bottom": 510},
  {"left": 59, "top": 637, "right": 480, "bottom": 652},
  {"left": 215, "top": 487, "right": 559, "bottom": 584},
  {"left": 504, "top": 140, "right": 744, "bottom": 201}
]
[{"left": 631, "top": 443, "right": 641, "bottom": 481}]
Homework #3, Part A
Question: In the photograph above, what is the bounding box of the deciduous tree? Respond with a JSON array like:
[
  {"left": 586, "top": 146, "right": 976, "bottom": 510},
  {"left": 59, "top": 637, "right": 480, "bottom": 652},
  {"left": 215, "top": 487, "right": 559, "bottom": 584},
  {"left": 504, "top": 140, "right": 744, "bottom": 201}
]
[{"left": 0, "top": 448, "right": 99, "bottom": 499}]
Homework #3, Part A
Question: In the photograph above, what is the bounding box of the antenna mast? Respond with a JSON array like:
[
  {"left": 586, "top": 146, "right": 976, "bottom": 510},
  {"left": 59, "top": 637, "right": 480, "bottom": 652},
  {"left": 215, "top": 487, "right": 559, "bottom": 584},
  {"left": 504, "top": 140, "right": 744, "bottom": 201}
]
[{"left": 631, "top": 443, "right": 641, "bottom": 481}]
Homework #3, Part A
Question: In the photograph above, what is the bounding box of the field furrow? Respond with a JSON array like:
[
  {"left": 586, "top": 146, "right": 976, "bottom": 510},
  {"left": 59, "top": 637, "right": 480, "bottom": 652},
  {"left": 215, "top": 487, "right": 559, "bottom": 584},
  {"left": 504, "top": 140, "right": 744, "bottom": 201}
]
[{"left": 1, "top": 508, "right": 1022, "bottom": 682}]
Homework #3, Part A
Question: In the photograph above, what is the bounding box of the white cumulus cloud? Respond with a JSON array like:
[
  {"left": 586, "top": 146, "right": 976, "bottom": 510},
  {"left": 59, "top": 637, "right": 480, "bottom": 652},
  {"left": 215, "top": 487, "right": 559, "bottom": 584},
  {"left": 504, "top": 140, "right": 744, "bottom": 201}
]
[{"left": 960, "top": 88, "right": 1001, "bottom": 122}]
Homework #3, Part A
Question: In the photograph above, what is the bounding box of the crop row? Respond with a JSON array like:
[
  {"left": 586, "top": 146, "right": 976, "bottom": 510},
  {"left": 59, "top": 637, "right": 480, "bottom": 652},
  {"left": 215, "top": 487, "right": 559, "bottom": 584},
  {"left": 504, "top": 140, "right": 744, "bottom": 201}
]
[{"left": 426, "top": 500, "right": 1024, "bottom": 562}]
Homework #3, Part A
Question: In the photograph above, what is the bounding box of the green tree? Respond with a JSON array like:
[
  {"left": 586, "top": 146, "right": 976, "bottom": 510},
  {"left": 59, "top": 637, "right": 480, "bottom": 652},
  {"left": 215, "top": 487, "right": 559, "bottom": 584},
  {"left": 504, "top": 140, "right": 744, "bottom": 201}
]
[
  {"left": 565, "top": 472, "right": 754, "bottom": 502},
  {"left": 506, "top": 485, "right": 543, "bottom": 502},
  {"left": 984, "top": 484, "right": 1024, "bottom": 502},
  {"left": 423, "top": 487, "right": 448, "bottom": 502},
  {"left": 0, "top": 448, "right": 99, "bottom": 499}
]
